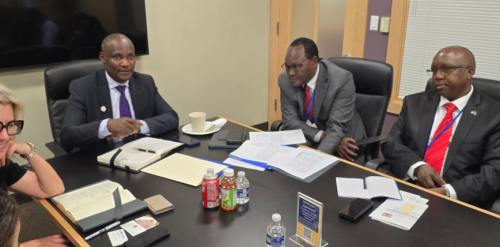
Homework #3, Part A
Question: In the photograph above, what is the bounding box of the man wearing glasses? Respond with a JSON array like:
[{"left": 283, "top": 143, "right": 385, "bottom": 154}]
[
  {"left": 382, "top": 46, "right": 500, "bottom": 208},
  {"left": 278, "top": 38, "right": 365, "bottom": 156}
]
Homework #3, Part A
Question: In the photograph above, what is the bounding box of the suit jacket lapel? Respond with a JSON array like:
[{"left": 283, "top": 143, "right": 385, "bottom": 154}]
[
  {"left": 442, "top": 90, "right": 481, "bottom": 175},
  {"left": 313, "top": 62, "right": 328, "bottom": 121},
  {"left": 418, "top": 91, "right": 440, "bottom": 158},
  {"left": 295, "top": 86, "right": 306, "bottom": 120},
  {"left": 128, "top": 74, "right": 142, "bottom": 119},
  {"left": 96, "top": 70, "right": 113, "bottom": 119}
]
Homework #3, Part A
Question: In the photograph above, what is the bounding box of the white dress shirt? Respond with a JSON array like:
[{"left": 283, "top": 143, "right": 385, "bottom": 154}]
[
  {"left": 98, "top": 72, "right": 150, "bottom": 139},
  {"left": 407, "top": 86, "right": 474, "bottom": 199},
  {"left": 303, "top": 65, "right": 322, "bottom": 143}
]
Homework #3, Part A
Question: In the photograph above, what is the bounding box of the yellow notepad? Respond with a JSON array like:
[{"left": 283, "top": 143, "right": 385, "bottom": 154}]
[{"left": 142, "top": 153, "right": 227, "bottom": 187}]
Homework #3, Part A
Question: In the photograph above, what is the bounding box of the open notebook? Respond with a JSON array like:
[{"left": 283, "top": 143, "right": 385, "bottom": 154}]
[
  {"left": 51, "top": 180, "right": 147, "bottom": 232},
  {"left": 336, "top": 176, "right": 402, "bottom": 200},
  {"left": 98, "top": 137, "right": 184, "bottom": 172}
]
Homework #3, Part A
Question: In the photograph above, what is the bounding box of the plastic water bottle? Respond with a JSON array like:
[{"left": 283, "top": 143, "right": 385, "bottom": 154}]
[
  {"left": 266, "top": 213, "right": 286, "bottom": 247},
  {"left": 236, "top": 171, "right": 250, "bottom": 204}
]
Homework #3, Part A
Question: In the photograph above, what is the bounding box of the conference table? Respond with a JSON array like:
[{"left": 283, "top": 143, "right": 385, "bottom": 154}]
[{"left": 39, "top": 117, "right": 500, "bottom": 247}]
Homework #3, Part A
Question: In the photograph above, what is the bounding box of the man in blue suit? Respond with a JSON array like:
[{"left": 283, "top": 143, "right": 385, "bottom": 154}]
[{"left": 61, "top": 33, "right": 179, "bottom": 149}]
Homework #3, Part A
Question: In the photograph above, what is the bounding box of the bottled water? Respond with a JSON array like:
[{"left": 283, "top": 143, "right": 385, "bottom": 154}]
[
  {"left": 236, "top": 171, "right": 250, "bottom": 204},
  {"left": 266, "top": 213, "right": 286, "bottom": 247}
]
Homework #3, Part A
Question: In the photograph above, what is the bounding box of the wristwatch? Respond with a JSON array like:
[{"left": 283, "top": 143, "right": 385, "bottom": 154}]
[
  {"left": 443, "top": 185, "right": 451, "bottom": 197},
  {"left": 22, "top": 142, "right": 37, "bottom": 160}
]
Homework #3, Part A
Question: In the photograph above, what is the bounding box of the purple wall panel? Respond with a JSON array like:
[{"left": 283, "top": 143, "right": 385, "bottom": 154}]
[{"left": 363, "top": 0, "right": 392, "bottom": 62}]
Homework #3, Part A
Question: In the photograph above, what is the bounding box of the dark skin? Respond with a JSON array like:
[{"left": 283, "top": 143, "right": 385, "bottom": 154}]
[
  {"left": 99, "top": 38, "right": 142, "bottom": 139},
  {"left": 416, "top": 47, "right": 475, "bottom": 195}
]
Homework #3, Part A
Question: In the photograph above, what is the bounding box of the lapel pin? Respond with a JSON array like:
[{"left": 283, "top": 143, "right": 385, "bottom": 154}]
[
  {"left": 101, "top": 106, "right": 106, "bottom": 112},
  {"left": 471, "top": 110, "right": 477, "bottom": 116}
]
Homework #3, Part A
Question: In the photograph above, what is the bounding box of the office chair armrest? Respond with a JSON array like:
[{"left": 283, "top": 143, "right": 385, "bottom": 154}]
[
  {"left": 45, "top": 142, "right": 68, "bottom": 157},
  {"left": 491, "top": 197, "right": 500, "bottom": 214},
  {"left": 271, "top": 121, "right": 283, "bottom": 131},
  {"left": 366, "top": 157, "right": 387, "bottom": 170},
  {"left": 354, "top": 135, "right": 387, "bottom": 146}
]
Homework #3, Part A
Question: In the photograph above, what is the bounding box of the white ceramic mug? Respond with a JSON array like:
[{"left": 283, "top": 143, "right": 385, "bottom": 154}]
[{"left": 189, "top": 112, "right": 206, "bottom": 133}]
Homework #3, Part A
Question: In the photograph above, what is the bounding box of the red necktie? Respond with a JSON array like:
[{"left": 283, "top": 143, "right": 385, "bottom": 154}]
[
  {"left": 304, "top": 85, "right": 314, "bottom": 122},
  {"left": 423, "top": 103, "right": 457, "bottom": 175}
]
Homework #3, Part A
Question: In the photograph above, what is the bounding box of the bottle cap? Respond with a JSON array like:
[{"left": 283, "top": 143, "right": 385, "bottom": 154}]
[
  {"left": 272, "top": 213, "right": 281, "bottom": 222},
  {"left": 238, "top": 171, "right": 245, "bottom": 177},
  {"left": 207, "top": 168, "right": 214, "bottom": 174},
  {"left": 223, "top": 168, "right": 234, "bottom": 177}
]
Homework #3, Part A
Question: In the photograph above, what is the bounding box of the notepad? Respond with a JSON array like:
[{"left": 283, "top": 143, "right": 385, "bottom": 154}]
[
  {"left": 141, "top": 153, "right": 228, "bottom": 187},
  {"left": 336, "top": 176, "right": 402, "bottom": 200},
  {"left": 97, "top": 137, "right": 184, "bottom": 172},
  {"left": 52, "top": 180, "right": 140, "bottom": 222}
]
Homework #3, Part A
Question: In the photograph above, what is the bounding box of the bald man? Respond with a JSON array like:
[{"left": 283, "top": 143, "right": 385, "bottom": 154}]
[
  {"left": 382, "top": 46, "right": 500, "bottom": 208},
  {"left": 61, "top": 33, "right": 179, "bottom": 149}
]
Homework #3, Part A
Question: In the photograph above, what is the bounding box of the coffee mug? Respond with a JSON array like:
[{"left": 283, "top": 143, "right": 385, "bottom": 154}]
[{"left": 189, "top": 112, "right": 206, "bottom": 133}]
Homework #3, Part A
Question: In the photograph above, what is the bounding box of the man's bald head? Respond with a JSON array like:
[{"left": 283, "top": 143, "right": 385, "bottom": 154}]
[
  {"left": 99, "top": 33, "right": 136, "bottom": 83},
  {"left": 435, "top": 46, "right": 476, "bottom": 69},
  {"left": 431, "top": 46, "right": 476, "bottom": 101},
  {"left": 101, "top": 33, "right": 132, "bottom": 52}
]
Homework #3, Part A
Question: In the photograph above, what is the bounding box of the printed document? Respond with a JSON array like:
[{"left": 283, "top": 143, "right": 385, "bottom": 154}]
[
  {"left": 272, "top": 147, "right": 338, "bottom": 179},
  {"left": 223, "top": 158, "right": 265, "bottom": 171},
  {"left": 230, "top": 141, "right": 301, "bottom": 166},
  {"left": 249, "top": 129, "right": 306, "bottom": 145}
]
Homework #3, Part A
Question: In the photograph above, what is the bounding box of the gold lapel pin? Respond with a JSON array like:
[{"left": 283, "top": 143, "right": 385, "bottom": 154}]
[
  {"left": 471, "top": 110, "right": 477, "bottom": 116},
  {"left": 100, "top": 106, "right": 106, "bottom": 112}
]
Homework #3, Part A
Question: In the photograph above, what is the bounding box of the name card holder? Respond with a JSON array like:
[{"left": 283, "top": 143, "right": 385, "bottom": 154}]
[{"left": 290, "top": 192, "right": 328, "bottom": 247}]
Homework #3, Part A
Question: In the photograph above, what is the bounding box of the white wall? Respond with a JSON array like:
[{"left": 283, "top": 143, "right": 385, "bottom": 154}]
[
  {"left": 0, "top": 0, "right": 271, "bottom": 159},
  {"left": 317, "top": 0, "right": 346, "bottom": 58}
]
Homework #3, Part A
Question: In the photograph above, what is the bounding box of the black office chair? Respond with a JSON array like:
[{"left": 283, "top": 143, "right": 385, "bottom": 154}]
[
  {"left": 44, "top": 59, "right": 104, "bottom": 156},
  {"left": 271, "top": 57, "right": 393, "bottom": 164}
]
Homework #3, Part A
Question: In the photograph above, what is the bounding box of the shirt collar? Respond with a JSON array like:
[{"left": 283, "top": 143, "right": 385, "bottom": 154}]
[
  {"left": 302, "top": 64, "right": 320, "bottom": 90},
  {"left": 105, "top": 71, "right": 130, "bottom": 89},
  {"left": 438, "top": 85, "right": 474, "bottom": 111}
]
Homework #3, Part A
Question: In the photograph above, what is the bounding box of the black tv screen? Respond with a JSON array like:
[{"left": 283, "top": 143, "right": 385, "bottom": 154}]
[{"left": 0, "top": 0, "right": 148, "bottom": 71}]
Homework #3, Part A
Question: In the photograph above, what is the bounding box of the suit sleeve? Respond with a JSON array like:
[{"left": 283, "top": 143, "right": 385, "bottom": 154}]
[
  {"left": 381, "top": 96, "right": 424, "bottom": 179},
  {"left": 316, "top": 73, "right": 355, "bottom": 154},
  {"left": 60, "top": 81, "right": 102, "bottom": 148},
  {"left": 280, "top": 83, "right": 319, "bottom": 145},
  {"left": 449, "top": 125, "right": 500, "bottom": 207},
  {"left": 142, "top": 77, "right": 179, "bottom": 135}
]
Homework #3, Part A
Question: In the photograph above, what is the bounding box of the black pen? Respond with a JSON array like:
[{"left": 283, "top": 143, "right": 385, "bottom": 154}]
[
  {"left": 133, "top": 148, "right": 157, "bottom": 154},
  {"left": 363, "top": 175, "right": 367, "bottom": 189}
]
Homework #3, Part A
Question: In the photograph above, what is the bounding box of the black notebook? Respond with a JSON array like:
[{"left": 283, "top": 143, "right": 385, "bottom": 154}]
[
  {"left": 209, "top": 131, "right": 246, "bottom": 149},
  {"left": 51, "top": 180, "right": 147, "bottom": 233}
]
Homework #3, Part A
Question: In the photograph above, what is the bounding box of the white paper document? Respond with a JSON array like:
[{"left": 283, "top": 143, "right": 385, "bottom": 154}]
[
  {"left": 249, "top": 129, "right": 306, "bottom": 145},
  {"left": 272, "top": 147, "right": 338, "bottom": 179},
  {"left": 336, "top": 176, "right": 402, "bottom": 200},
  {"left": 121, "top": 220, "right": 146, "bottom": 236},
  {"left": 108, "top": 229, "right": 128, "bottom": 246},
  {"left": 230, "top": 141, "right": 302, "bottom": 166},
  {"left": 369, "top": 191, "right": 429, "bottom": 230},
  {"left": 223, "top": 158, "right": 265, "bottom": 171}
]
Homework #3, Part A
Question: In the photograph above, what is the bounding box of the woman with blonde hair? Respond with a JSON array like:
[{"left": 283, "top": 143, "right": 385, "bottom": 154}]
[{"left": 0, "top": 84, "right": 67, "bottom": 246}]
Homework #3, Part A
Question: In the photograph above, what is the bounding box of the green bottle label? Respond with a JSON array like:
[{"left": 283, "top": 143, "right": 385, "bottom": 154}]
[{"left": 221, "top": 189, "right": 236, "bottom": 208}]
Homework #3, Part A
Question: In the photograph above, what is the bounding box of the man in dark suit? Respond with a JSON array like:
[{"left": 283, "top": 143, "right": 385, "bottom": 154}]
[
  {"left": 61, "top": 33, "right": 179, "bottom": 149},
  {"left": 382, "top": 46, "right": 500, "bottom": 208},
  {"left": 279, "top": 38, "right": 365, "bottom": 155}
]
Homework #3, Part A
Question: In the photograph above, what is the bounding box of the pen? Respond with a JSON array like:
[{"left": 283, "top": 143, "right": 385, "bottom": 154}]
[
  {"left": 133, "top": 148, "right": 157, "bottom": 154},
  {"left": 84, "top": 221, "right": 121, "bottom": 241},
  {"left": 363, "top": 175, "right": 367, "bottom": 189}
]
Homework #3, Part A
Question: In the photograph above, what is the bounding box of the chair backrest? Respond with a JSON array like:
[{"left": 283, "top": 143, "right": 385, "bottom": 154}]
[
  {"left": 425, "top": 77, "right": 500, "bottom": 102},
  {"left": 328, "top": 57, "right": 393, "bottom": 158},
  {"left": 44, "top": 59, "right": 104, "bottom": 146}
]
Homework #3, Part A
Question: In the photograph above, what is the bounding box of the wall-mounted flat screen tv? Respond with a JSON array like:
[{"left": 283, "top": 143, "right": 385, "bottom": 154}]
[{"left": 0, "top": 0, "right": 148, "bottom": 71}]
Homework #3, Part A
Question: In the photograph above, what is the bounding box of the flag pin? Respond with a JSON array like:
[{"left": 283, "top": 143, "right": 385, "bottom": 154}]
[
  {"left": 101, "top": 106, "right": 106, "bottom": 112},
  {"left": 471, "top": 110, "right": 477, "bottom": 116}
]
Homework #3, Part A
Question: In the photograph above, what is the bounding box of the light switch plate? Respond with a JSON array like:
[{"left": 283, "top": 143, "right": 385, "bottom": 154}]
[
  {"left": 370, "top": 15, "right": 379, "bottom": 31},
  {"left": 380, "top": 17, "right": 390, "bottom": 33}
]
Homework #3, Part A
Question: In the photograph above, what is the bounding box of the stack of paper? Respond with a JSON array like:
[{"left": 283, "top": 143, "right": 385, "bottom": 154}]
[
  {"left": 249, "top": 129, "right": 306, "bottom": 145},
  {"left": 369, "top": 191, "right": 429, "bottom": 230},
  {"left": 230, "top": 141, "right": 338, "bottom": 179}
]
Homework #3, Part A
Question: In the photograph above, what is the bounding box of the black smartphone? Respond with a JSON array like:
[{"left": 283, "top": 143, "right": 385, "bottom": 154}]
[
  {"left": 173, "top": 135, "right": 201, "bottom": 146},
  {"left": 226, "top": 131, "right": 245, "bottom": 145},
  {"left": 339, "top": 198, "right": 373, "bottom": 222}
]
